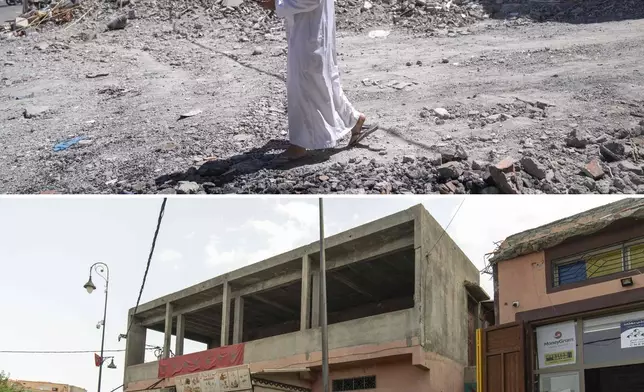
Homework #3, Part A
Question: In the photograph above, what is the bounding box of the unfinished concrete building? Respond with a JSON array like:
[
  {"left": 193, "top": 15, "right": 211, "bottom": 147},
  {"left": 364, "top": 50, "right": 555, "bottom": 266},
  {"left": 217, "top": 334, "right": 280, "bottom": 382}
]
[{"left": 123, "top": 204, "right": 490, "bottom": 392}]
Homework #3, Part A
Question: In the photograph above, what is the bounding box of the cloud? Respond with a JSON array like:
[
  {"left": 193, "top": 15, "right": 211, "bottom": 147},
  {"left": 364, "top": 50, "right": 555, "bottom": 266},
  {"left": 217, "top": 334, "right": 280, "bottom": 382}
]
[
  {"left": 204, "top": 201, "right": 319, "bottom": 273},
  {"left": 157, "top": 249, "right": 183, "bottom": 263}
]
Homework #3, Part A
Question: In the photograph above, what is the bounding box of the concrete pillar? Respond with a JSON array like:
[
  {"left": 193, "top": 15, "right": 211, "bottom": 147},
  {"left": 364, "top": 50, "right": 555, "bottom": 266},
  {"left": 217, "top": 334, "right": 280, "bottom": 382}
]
[
  {"left": 175, "top": 313, "right": 185, "bottom": 356},
  {"left": 163, "top": 302, "right": 173, "bottom": 359},
  {"left": 124, "top": 314, "right": 147, "bottom": 367},
  {"left": 311, "top": 269, "right": 320, "bottom": 328},
  {"left": 232, "top": 296, "right": 244, "bottom": 344},
  {"left": 221, "top": 281, "right": 231, "bottom": 346},
  {"left": 300, "top": 255, "right": 311, "bottom": 331}
]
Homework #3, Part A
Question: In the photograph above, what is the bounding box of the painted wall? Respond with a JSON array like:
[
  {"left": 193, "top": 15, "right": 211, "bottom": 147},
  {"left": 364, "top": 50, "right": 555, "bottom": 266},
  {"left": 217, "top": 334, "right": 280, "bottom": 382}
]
[{"left": 497, "top": 251, "right": 644, "bottom": 324}]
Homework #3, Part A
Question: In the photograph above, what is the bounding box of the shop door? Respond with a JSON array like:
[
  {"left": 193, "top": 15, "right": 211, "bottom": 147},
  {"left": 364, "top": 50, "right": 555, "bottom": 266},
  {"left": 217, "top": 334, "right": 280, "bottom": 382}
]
[{"left": 480, "top": 322, "right": 526, "bottom": 392}]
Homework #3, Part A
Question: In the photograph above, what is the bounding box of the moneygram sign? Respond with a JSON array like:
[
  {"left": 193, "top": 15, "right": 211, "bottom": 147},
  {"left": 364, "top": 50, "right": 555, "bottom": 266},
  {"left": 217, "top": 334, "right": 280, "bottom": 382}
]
[{"left": 536, "top": 321, "right": 577, "bottom": 368}]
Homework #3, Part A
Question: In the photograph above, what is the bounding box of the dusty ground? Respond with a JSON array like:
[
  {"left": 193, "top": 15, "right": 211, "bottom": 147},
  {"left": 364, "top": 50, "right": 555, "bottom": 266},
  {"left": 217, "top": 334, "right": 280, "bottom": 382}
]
[{"left": 1, "top": 9, "right": 643, "bottom": 194}]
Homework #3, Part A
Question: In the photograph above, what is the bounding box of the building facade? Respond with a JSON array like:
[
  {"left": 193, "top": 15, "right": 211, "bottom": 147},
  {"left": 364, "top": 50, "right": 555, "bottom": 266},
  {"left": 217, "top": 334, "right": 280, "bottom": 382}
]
[
  {"left": 122, "top": 205, "right": 490, "bottom": 392},
  {"left": 11, "top": 380, "right": 86, "bottom": 392},
  {"left": 483, "top": 198, "right": 644, "bottom": 392}
]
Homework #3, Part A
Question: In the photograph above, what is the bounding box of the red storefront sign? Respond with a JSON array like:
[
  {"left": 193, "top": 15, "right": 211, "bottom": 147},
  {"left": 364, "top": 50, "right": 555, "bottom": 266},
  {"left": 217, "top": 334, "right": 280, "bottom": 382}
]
[{"left": 158, "top": 343, "right": 245, "bottom": 378}]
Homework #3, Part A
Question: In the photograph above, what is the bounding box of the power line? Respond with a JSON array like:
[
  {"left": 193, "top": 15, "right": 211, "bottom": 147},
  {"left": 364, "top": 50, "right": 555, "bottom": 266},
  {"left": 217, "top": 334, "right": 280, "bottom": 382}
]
[
  {"left": 426, "top": 198, "right": 466, "bottom": 257},
  {"left": 0, "top": 349, "right": 125, "bottom": 354},
  {"left": 0, "top": 347, "right": 160, "bottom": 354},
  {"left": 123, "top": 198, "right": 168, "bottom": 341}
]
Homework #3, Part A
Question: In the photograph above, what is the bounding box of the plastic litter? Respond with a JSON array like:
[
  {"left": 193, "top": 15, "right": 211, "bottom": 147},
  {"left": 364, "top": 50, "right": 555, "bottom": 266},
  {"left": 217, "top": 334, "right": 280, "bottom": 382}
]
[{"left": 53, "top": 136, "right": 85, "bottom": 151}]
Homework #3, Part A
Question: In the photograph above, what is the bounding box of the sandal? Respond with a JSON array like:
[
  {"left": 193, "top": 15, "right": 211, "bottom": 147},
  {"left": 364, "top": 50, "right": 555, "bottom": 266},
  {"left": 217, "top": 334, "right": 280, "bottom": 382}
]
[{"left": 348, "top": 124, "right": 380, "bottom": 147}]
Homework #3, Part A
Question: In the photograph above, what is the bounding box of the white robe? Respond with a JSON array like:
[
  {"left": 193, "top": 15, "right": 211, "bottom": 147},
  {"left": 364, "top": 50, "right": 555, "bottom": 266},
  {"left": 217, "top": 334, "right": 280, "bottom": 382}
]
[{"left": 275, "top": 0, "right": 360, "bottom": 150}]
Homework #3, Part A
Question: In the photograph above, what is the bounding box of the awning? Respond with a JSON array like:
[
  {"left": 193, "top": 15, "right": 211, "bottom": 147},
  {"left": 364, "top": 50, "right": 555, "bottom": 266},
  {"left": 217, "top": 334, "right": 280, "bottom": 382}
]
[
  {"left": 251, "top": 368, "right": 312, "bottom": 392},
  {"left": 464, "top": 281, "right": 490, "bottom": 302}
]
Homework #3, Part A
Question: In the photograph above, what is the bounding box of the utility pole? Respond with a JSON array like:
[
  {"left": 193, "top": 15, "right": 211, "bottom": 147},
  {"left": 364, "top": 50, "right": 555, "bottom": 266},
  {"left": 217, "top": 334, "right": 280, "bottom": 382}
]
[{"left": 319, "top": 198, "right": 329, "bottom": 392}]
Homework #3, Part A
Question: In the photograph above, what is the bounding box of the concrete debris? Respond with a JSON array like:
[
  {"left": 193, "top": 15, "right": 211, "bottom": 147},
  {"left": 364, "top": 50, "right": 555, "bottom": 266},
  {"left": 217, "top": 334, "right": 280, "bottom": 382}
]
[
  {"left": 176, "top": 181, "right": 201, "bottom": 194},
  {"left": 565, "top": 129, "right": 590, "bottom": 148},
  {"left": 520, "top": 157, "right": 547, "bottom": 180},
  {"left": 437, "top": 161, "right": 462, "bottom": 180},
  {"left": 582, "top": 159, "right": 604, "bottom": 180},
  {"left": 107, "top": 15, "right": 128, "bottom": 31},
  {"left": 432, "top": 107, "right": 451, "bottom": 119},
  {"left": 23, "top": 105, "right": 49, "bottom": 119},
  {"left": 600, "top": 141, "right": 626, "bottom": 162}
]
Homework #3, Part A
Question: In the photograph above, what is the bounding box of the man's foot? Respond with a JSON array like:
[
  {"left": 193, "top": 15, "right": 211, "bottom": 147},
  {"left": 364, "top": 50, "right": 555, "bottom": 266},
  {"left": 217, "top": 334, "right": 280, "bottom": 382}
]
[
  {"left": 348, "top": 114, "right": 379, "bottom": 147},
  {"left": 280, "top": 144, "right": 307, "bottom": 159},
  {"left": 272, "top": 144, "right": 307, "bottom": 165}
]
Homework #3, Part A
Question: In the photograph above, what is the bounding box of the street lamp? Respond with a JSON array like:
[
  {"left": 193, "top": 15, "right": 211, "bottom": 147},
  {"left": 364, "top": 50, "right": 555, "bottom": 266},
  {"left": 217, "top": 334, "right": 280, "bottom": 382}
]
[{"left": 84, "top": 262, "right": 110, "bottom": 392}]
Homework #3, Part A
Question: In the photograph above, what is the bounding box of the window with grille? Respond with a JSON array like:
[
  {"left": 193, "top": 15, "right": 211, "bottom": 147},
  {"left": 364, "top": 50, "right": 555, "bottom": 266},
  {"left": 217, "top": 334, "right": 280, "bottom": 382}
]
[
  {"left": 331, "top": 376, "right": 376, "bottom": 391},
  {"left": 553, "top": 238, "right": 644, "bottom": 287}
]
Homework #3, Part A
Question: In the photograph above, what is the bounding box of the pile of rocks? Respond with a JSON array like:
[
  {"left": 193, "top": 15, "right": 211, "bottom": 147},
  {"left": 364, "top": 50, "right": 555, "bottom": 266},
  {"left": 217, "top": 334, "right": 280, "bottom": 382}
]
[
  {"left": 485, "top": 0, "right": 644, "bottom": 23},
  {"left": 335, "top": 0, "right": 489, "bottom": 33}
]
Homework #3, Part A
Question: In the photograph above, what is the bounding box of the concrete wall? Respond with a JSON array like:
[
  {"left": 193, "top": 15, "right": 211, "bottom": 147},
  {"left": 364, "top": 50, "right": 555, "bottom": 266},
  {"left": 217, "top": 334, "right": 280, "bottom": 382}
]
[
  {"left": 125, "top": 309, "right": 419, "bottom": 385},
  {"left": 416, "top": 206, "right": 481, "bottom": 366},
  {"left": 497, "top": 251, "right": 644, "bottom": 323},
  {"left": 244, "top": 309, "right": 418, "bottom": 363}
]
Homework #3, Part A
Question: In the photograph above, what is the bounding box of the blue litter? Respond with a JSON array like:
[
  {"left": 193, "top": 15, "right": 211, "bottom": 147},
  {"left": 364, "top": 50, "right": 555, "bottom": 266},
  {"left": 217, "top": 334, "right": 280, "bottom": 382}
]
[{"left": 53, "top": 136, "right": 85, "bottom": 152}]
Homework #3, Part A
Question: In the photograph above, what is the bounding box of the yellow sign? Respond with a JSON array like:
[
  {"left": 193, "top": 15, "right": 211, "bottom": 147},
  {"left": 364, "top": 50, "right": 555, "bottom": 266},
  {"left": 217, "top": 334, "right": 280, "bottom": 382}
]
[{"left": 544, "top": 350, "right": 574, "bottom": 366}]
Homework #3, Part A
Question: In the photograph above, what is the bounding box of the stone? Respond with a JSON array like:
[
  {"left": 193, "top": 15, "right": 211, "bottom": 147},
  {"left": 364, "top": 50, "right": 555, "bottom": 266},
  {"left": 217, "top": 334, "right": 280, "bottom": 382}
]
[
  {"left": 107, "top": 15, "right": 128, "bottom": 31},
  {"left": 319, "top": 175, "right": 330, "bottom": 182},
  {"left": 252, "top": 47, "right": 264, "bottom": 55},
  {"left": 158, "top": 141, "right": 178, "bottom": 152},
  {"left": 406, "top": 61, "right": 413, "bottom": 66},
  {"left": 362, "top": 0, "right": 373, "bottom": 10},
  {"left": 487, "top": 114, "right": 502, "bottom": 123},
  {"left": 600, "top": 141, "right": 626, "bottom": 162},
  {"left": 439, "top": 145, "right": 468, "bottom": 162},
  {"left": 637, "top": 185, "right": 644, "bottom": 194},
  {"left": 176, "top": 181, "right": 200, "bottom": 194},
  {"left": 565, "top": 129, "right": 590, "bottom": 148},
  {"left": 23, "top": 105, "right": 49, "bottom": 119},
  {"left": 493, "top": 157, "right": 516, "bottom": 173},
  {"left": 433, "top": 108, "right": 450, "bottom": 120},
  {"left": 441, "top": 58, "right": 449, "bottom": 63},
  {"left": 489, "top": 166, "right": 519, "bottom": 194},
  {"left": 582, "top": 159, "right": 604, "bottom": 180},
  {"left": 127, "top": 10, "right": 138, "bottom": 19},
  {"left": 618, "top": 161, "right": 643, "bottom": 175},
  {"left": 402, "top": 155, "right": 415, "bottom": 164},
  {"left": 437, "top": 161, "right": 463, "bottom": 180},
  {"left": 435, "top": 118, "right": 446, "bottom": 125},
  {"left": 36, "top": 42, "right": 49, "bottom": 51},
  {"left": 594, "top": 180, "right": 610, "bottom": 194},
  {"left": 613, "top": 177, "right": 627, "bottom": 191},
  {"left": 471, "top": 160, "right": 484, "bottom": 171},
  {"left": 223, "top": 0, "right": 243, "bottom": 6},
  {"left": 4, "top": 61, "right": 15, "bottom": 66},
  {"left": 520, "top": 157, "right": 547, "bottom": 180},
  {"left": 481, "top": 186, "right": 500, "bottom": 194}
]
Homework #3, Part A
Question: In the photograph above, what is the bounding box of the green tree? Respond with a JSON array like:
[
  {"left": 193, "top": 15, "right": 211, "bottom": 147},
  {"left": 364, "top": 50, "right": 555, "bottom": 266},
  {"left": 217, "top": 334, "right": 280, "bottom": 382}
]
[{"left": 0, "top": 372, "right": 24, "bottom": 392}]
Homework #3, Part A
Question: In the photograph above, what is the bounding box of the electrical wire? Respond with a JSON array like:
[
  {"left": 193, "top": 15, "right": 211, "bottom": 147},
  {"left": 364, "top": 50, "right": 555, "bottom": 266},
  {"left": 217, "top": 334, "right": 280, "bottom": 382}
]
[
  {"left": 0, "top": 347, "right": 160, "bottom": 354},
  {"left": 123, "top": 198, "right": 168, "bottom": 340},
  {"left": 425, "top": 198, "right": 465, "bottom": 257}
]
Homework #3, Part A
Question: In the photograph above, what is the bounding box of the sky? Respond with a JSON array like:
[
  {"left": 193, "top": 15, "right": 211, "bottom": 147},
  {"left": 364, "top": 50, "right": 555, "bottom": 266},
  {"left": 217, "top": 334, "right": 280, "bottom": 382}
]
[{"left": 0, "top": 195, "right": 632, "bottom": 392}]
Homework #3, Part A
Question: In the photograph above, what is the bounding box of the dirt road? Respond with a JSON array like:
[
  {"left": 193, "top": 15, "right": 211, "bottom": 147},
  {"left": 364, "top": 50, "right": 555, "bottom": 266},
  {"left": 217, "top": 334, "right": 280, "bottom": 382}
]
[{"left": 1, "top": 13, "right": 643, "bottom": 194}]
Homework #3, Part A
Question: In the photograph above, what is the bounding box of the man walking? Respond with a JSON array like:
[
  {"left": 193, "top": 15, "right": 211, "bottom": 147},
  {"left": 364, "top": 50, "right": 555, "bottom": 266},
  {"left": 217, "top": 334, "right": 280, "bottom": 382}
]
[{"left": 259, "top": 0, "right": 377, "bottom": 162}]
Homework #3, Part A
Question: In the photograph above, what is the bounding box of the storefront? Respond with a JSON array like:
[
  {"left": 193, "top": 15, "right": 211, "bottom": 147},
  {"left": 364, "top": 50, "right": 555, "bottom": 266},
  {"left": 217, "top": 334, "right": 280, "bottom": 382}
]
[{"left": 529, "top": 307, "right": 644, "bottom": 392}]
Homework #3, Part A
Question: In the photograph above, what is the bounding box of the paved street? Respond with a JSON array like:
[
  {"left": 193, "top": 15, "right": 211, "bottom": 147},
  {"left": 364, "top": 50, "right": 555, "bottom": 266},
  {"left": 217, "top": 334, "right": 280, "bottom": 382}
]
[{"left": 0, "top": 3, "right": 21, "bottom": 23}]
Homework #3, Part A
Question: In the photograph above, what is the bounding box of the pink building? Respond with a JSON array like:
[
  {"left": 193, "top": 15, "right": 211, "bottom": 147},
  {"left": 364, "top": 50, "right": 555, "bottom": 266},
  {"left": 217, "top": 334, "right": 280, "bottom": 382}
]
[{"left": 483, "top": 198, "right": 644, "bottom": 392}]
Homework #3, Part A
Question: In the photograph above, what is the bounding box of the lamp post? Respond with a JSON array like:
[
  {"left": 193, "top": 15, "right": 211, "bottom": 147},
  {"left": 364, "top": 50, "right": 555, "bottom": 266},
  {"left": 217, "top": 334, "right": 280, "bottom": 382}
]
[{"left": 84, "top": 262, "right": 110, "bottom": 392}]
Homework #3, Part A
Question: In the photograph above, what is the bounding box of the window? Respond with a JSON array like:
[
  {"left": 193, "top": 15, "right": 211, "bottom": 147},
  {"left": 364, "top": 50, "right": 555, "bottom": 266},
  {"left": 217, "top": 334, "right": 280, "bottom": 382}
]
[
  {"left": 332, "top": 376, "right": 376, "bottom": 391},
  {"left": 538, "top": 371, "right": 580, "bottom": 392},
  {"left": 582, "top": 309, "right": 644, "bottom": 365},
  {"left": 552, "top": 238, "right": 644, "bottom": 287}
]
